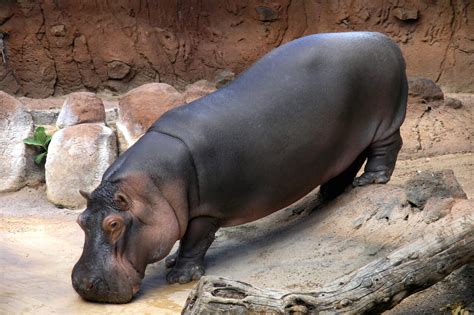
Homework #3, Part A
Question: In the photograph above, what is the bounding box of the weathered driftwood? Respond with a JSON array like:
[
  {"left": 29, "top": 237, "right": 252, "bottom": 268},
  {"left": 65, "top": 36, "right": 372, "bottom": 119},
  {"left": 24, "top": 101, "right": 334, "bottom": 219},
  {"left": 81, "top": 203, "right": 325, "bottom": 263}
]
[{"left": 182, "top": 211, "right": 474, "bottom": 314}]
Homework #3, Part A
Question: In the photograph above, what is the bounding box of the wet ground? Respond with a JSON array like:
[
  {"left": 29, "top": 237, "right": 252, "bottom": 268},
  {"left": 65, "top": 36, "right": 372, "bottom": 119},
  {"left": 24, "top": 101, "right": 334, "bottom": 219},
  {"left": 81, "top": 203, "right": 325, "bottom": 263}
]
[{"left": 1, "top": 152, "right": 473, "bottom": 314}]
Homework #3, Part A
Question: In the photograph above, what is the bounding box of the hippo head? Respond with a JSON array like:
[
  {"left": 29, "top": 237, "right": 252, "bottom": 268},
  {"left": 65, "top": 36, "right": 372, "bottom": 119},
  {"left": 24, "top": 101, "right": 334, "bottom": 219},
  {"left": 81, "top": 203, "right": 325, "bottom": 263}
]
[{"left": 71, "top": 176, "right": 181, "bottom": 303}]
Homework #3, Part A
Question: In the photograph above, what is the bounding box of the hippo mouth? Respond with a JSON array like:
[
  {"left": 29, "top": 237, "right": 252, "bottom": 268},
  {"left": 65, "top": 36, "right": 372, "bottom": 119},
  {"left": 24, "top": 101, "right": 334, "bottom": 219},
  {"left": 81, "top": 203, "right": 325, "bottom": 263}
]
[{"left": 120, "top": 258, "right": 144, "bottom": 297}]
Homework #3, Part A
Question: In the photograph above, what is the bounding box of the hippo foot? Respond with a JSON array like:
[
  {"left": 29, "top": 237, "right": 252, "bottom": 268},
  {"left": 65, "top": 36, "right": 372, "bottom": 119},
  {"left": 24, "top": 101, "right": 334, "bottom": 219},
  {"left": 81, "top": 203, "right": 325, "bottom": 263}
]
[
  {"left": 166, "top": 260, "right": 205, "bottom": 284},
  {"left": 353, "top": 171, "right": 389, "bottom": 186},
  {"left": 165, "top": 252, "right": 178, "bottom": 268}
]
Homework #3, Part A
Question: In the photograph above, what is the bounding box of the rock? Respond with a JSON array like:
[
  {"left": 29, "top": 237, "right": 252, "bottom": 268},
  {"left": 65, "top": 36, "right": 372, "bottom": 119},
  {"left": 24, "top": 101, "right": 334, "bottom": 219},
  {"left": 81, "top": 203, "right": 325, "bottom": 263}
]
[
  {"left": 24, "top": 143, "right": 46, "bottom": 188},
  {"left": 408, "top": 77, "right": 444, "bottom": 102},
  {"left": 399, "top": 94, "right": 473, "bottom": 159},
  {"left": 405, "top": 170, "right": 467, "bottom": 209},
  {"left": 0, "top": 5, "right": 13, "bottom": 25},
  {"left": 0, "top": 92, "right": 34, "bottom": 192},
  {"left": 444, "top": 97, "right": 463, "bottom": 109},
  {"left": 50, "top": 24, "right": 66, "bottom": 37},
  {"left": 117, "top": 83, "right": 185, "bottom": 150},
  {"left": 0, "top": 68, "right": 21, "bottom": 95},
  {"left": 184, "top": 80, "right": 217, "bottom": 103},
  {"left": 422, "top": 197, "right": 455, "bottom": 224},
  {"left": 19, "top": 97, "right": 65, "bottom": 110},
  {"left": 2, "top": 1, "right": 473, "bottom": 97},
  {"left": 214, "top": 70, "right": 235, "bottom": 89},
  {"left": 56, "top": 92, "right": 106, "bottom": 128},
  {"left": 107, "top": 60, "right": 131, "bottom": 80},
  {"left": 393, "top": 8, "right": 418, "bottom": 21},
  {"left": 45, "top": 123, "right": 117, "bottom": 209},
  {"left": 255, "top": 6, "right": 280, "bottom": 22},
  {"left": 19, "top": 97, "right": 63, "bottom": 125}
]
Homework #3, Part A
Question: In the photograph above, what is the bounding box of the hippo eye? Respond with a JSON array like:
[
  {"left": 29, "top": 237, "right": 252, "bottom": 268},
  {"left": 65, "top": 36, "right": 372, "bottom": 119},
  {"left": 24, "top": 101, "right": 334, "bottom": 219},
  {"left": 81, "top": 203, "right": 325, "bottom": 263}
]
[
  {"left": 103, "top": 215, "right": 124, "bottom": 239},
  {"left": 108, "top": 220, "right": 121, "bottom": 231}
]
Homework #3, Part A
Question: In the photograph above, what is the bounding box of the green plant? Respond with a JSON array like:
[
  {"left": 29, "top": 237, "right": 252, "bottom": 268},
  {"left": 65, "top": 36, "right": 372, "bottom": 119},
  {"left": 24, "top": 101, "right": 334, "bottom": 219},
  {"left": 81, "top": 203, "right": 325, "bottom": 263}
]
[{"left": 23, "top": 126, "right": 52, "bottom": 165}]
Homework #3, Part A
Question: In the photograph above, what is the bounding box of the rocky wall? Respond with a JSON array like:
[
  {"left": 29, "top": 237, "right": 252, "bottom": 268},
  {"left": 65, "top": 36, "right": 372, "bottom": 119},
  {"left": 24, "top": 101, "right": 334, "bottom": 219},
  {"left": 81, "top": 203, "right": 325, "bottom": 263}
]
[{"left": 0, "top": 0, "right": 472, "bottom": 98}]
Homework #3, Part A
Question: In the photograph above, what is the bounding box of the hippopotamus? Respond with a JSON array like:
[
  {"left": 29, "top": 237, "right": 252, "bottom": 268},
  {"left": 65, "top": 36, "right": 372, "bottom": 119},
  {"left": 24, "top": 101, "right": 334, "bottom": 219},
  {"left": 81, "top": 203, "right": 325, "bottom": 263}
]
[{"left": 72, "top": 32, "right": 407, "bottom": 303}]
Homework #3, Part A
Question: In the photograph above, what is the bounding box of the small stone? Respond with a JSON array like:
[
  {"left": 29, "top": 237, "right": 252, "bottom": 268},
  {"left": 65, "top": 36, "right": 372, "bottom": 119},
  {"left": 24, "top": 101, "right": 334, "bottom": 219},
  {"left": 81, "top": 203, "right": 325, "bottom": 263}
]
[
  {"left": 358, "top": 9, "right": 370, "bottom": 21},
  {"left": 393, "top": 8, "right": 419, "bottom": 21},
  {"left": 255, "top": 6, "right": 280, "bottom": 22},
  {"left": 408, "top": 77, "right": 444, "bottom": 102},
  {"left": 107, "top": 60, "right": 131, "bottom": 80},
  {"left": 184, "top": 80, "right": 216, "bottom": 103},
  {"left": 56, "top": 92, "right": 106, "bottom": 128},
  {"left": 214, "top": 69, "right": 235, "bottom": 88},
  {"left": 352, "top": 217, "right": 364, "bottom": 230},
  {"left": 50, "top": 24, "right": 66, "bottom": 37},
  {"left": 444, "top": 97, "right": 463, "bottom": 109},
  {"left": 405, "top": 170, "right": 467, "bottom": 209}
]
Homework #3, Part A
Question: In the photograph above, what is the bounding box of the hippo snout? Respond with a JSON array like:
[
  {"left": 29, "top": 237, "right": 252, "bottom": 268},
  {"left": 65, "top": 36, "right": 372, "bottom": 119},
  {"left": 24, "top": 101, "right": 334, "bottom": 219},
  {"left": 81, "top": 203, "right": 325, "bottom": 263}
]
[
  {"left": 72, "top": 275, "right": 107, "bottom": 298},
  {"left": 72, "top": 275, "right": 100, "bottom": 292},
  {"left": 72, "top": 262, "right": 136, "bottom": 304}
]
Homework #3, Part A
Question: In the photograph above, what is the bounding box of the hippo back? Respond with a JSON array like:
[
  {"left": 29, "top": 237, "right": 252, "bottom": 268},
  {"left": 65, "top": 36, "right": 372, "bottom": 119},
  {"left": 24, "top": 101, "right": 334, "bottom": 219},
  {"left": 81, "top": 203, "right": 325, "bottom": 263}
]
[{"left": 150, "top": 32, "right": 407, "bottom": 222}]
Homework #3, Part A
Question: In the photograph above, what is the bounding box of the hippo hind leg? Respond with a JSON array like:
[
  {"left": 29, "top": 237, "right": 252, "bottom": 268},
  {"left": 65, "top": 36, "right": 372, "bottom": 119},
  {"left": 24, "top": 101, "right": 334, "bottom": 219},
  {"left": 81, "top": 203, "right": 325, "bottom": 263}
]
[
  {"left": 166, "top": 216, "right": 219, "bottom": 284},
  {"left": 353, "top": 130, "right": 402, "bottom": 186},
  {"left": 320, "top": 151, "right": 367, "bottom": 200}
]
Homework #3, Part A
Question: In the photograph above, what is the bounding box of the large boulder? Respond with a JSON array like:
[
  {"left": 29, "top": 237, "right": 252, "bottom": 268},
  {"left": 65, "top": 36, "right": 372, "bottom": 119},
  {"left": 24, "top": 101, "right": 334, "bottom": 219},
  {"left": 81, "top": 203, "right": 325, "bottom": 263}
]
[
  {"left": 0, "top": 92, "right": 34, "bottom": 192},
  {"left": 117, "top": 83, "right": 185, "bottom": 151},
  {"left": 183, "top": 80, "right": 217, "bottom": 103},
  {"left": 56, "top": 92, "right": 106, "bottom": 128},
  {"left": 45, "top": 123, "right": 117, "bottom": 208}
]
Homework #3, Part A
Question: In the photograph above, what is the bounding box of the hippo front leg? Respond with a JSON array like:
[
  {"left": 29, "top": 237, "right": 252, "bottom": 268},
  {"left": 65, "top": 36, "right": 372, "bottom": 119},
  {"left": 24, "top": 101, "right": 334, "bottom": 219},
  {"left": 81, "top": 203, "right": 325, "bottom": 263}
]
[{"left": 166, "top": 216, "right": 219, "bottom": 284}]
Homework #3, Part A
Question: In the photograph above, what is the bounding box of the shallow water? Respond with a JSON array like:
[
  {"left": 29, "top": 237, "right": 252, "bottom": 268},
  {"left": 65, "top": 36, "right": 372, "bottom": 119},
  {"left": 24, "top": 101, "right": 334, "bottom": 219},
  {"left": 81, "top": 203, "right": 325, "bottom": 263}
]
[{"left": 0, "top": 211, "right": 193, "bottom": 315}]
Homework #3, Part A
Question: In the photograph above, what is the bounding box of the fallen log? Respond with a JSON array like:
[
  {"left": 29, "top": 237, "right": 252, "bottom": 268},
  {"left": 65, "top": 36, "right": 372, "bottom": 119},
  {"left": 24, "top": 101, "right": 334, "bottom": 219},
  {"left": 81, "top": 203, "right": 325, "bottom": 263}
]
[{"left": 182, "top": 209, "right": 473, "bottom": 314}]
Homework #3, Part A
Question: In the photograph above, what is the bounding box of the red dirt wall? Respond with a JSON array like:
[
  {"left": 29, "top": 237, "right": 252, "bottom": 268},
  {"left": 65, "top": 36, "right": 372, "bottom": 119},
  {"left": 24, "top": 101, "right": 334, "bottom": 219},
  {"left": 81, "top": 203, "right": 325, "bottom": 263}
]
[{"left": 0, "top": 0, "right": 472, "bottom": 97}]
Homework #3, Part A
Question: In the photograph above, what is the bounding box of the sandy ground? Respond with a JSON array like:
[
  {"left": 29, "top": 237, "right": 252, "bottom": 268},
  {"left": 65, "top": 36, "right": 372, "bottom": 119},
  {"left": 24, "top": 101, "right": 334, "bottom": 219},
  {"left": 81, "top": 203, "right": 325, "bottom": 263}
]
[
  {"left": 1, "top": 151, "right": 473, "bottom": 315},
  {"left": 2, "top": 93, "right": 473, "bottom": 314}
]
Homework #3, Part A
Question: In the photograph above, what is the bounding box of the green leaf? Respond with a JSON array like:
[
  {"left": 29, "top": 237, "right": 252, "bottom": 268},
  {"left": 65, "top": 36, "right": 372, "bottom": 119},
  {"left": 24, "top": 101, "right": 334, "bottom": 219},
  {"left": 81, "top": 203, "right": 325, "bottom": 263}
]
[
  {"left": 23, "top": 138, "right": 44, "bottom": 146},
  {"left": 44, "top": 135, "right": 52, "bottom": 147},
  {"left": 34, "top": 152, "right": 47, "bottom": 165},
  {"left": 24, "top": 127, "right": 52, "bottom": 164},
  {"left": 33, "top": 126, "right": 48, "bottom": 144}
]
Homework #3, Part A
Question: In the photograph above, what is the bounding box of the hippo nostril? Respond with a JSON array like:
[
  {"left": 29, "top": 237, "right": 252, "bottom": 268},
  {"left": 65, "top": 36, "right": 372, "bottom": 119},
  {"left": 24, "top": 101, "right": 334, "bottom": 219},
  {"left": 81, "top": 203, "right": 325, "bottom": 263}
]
[{"left": 79, "top": 277, "right": 100, "bottom": 292}]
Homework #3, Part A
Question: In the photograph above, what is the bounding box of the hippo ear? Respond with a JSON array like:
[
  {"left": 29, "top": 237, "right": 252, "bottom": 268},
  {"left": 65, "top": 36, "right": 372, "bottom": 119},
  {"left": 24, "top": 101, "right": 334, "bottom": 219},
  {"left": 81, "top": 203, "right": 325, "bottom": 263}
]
[
  {"left": 79, "top": 190, "right": 91, "bottom": 200},
  {"left": 114, "top": 192, "right": 130, "bottom": 211}
]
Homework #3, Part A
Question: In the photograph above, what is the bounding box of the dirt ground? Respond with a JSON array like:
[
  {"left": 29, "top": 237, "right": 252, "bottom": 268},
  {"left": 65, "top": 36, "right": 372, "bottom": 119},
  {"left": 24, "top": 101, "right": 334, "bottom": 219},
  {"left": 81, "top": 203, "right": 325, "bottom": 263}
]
[
  {"left": 1, "top": 150, "right": 472, "bottom": 315},
  {"left": 1, "top": 94, "right": 473, "bottom": 314}
]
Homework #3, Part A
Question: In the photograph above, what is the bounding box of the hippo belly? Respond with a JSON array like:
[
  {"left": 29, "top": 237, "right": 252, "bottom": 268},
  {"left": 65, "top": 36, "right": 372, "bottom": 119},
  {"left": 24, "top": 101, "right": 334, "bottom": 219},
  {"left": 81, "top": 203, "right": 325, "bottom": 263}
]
[{"left": 151, "top": 32, "right": 407, "bottom": 226}]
